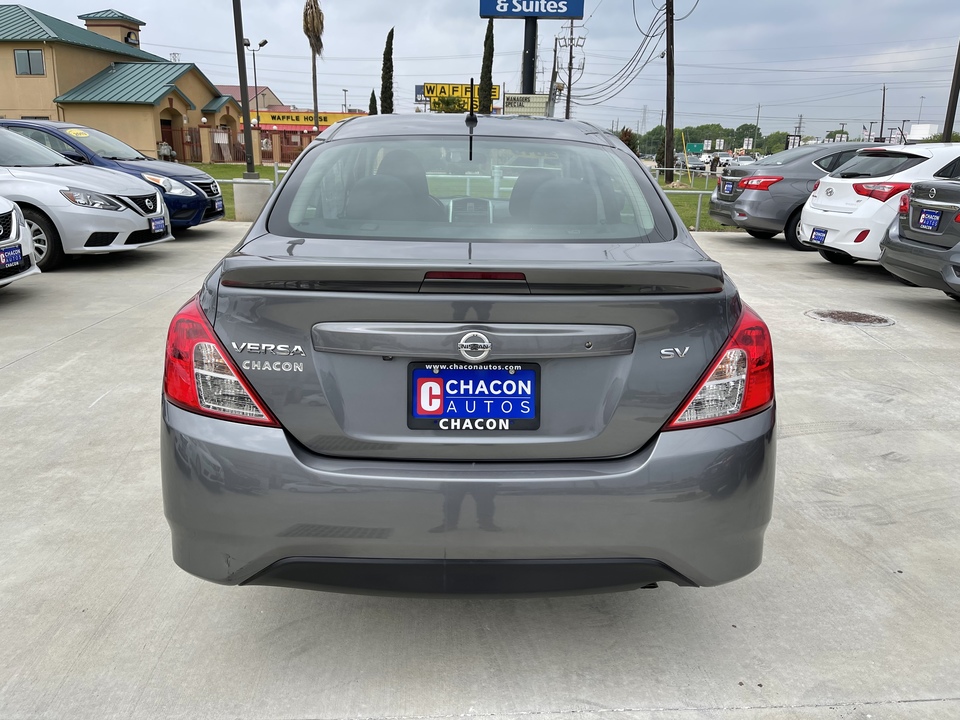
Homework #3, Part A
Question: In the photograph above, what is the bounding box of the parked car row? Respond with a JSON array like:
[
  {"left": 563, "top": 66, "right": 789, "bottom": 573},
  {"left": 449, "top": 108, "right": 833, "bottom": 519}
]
[
  {"left": 709, "top": 140, "right": 960, "bottom": 303},
  {"left": 0, "top": 121, "right": 225, "bottom": 288}
]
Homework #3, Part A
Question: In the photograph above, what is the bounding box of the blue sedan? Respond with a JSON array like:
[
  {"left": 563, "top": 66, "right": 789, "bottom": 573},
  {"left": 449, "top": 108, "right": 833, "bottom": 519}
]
[{"left": 0, "top": 120, "right": 224, "bottom": 230}]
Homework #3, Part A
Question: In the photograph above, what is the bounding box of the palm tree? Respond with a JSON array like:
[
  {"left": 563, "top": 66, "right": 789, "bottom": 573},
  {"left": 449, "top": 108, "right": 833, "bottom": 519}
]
[{"left": 302, "top": 0, "right": 325, "bottom": 128}]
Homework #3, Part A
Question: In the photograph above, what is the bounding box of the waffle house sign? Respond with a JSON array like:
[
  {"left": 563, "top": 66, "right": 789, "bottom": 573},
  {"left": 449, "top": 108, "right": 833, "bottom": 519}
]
[
  {"left": 423, "top": 83, "right": 501, "bottom": 112},
  {"left": 252, "top": 111, "right": 358, "bottom": 128}
]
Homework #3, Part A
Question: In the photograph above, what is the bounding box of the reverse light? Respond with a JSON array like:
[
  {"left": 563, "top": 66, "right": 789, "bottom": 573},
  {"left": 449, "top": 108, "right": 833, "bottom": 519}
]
[
  {"left": 60, "top": 188, "right": 123, "bottom": 211},
  {"left": 666, "top": 304, "right": 774, "bottom": 430},
  {"left": 852, "top": 182, "right": 912, "bottom": 203},
  {"left": 899, "top": 193, "right": 910, "bottom": 214},
  {"left": 163, "top": 296, "right": 280, "bottom": 426},
  {"left": 141, "top": 173, "right": 196, "bottom": 196},
  {"left": 737, "top": 176, "right": 783, "bottom": 191}
]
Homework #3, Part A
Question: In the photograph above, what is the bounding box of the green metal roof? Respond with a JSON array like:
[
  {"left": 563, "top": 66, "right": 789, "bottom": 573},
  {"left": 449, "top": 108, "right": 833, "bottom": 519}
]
[
  {"left": 77, "top": 9, "right": 144, "bottom": 25},
  {"left": 55, "top": 62, "right": 199, "bottom": 106},
  {"left": 0, "top": 5, "right": 162, "bottom": 61},
  {"left": 202, "top": 95, "right": 236, "bottom": 114}
]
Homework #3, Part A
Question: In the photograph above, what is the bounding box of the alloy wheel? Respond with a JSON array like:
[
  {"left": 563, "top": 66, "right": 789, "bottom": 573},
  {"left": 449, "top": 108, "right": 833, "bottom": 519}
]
[{"left": 27, "top": 220, "right": 47, "bottom": 261}]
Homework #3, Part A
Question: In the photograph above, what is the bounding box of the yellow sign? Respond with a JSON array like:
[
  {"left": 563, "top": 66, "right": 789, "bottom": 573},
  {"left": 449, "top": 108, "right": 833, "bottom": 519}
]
[
  {"left": 423, "top": 83, "right": 500, "bottom": 100},
  {"left": 430, "top": 97, "right": 489, "bottom": 112},
  {"left": 251, "top": 111, "right": 361, "bottom": 127},
  {"left": 65, "top": 128, "right": 90, "bottom": 137}
]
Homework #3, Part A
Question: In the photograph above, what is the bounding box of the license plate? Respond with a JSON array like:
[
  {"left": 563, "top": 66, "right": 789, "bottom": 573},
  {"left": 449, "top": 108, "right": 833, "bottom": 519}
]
[
  {"left": 918, "top": 208, "right": 941, "bottom": 231},
  {"left": 0, "top": 244, "right": 22, "bottom": 268},
  {"left": 408, "top": 362, "right": 540, "bottom": 431},
  {"left": 810, "top": 227, "right": 827, "bottom": 244},
  {"left": 214, "top": 198, "right": 224, "bottom": 212},
  {"left": 723, "top": 181, "right": 734, "bottom": 194},
  {"left": 151, "top": 217, "right": 165, "bottom": 234}
]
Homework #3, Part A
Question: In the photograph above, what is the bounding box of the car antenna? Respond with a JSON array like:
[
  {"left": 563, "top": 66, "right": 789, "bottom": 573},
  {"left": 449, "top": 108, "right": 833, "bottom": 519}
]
[{"left": 465, "top": 77, "right": 478, "bottom": 161}]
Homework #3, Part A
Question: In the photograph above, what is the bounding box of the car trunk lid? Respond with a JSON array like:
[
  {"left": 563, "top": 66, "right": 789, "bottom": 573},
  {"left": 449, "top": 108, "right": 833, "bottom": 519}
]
[
  {"left": 716, "top": 166, "right": 759, "bottom": 201},
  {"left": 902, "top": 180, "right": 960, "bottom": 250},
  {"left": 212, "top": 236, "right": 736, "bottom": 461}
]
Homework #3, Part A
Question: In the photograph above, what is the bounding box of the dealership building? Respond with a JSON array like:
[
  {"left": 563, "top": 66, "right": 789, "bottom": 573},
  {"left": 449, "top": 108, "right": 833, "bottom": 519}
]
[{"left": 0, "top": 5, "right": 358, "bottom": 163}]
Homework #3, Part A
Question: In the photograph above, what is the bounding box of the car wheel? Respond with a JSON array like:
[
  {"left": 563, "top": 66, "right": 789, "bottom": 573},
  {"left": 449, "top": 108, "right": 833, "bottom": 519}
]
[
  {"left": 746, "top": 230, "right": 778, "bottom": 240},
  {"left": 946, "top": 292, "right": 960, "bottom": 303},
  {"left": 23, "top": 209, "right": 64, "bottom": 271},
  {"left": 784, "top": 209, "right": 815, "bottom": 251},
  {"left": 818, "top": 248, "right": 858, "bottom": 265}
]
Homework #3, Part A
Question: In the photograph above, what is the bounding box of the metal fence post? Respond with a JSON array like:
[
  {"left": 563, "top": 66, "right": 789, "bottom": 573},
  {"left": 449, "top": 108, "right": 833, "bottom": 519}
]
[
  {"left": 695, "top": 193, "right": 703, "bottom": 231},
  {"left": 274, "top": 161, "right": 279, "bottom": 187}
]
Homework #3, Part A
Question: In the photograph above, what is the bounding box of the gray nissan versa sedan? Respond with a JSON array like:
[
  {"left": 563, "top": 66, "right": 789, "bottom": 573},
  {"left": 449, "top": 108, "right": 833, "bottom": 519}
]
[{"left": 161, "top": 114, "right": 776, "bottom": 596}]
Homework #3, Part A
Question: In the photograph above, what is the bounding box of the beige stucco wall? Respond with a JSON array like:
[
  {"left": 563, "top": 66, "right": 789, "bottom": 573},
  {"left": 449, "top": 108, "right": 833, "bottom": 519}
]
[
  {"left": 59, "top": 104, "right": 162, "bottom": 158},
  {"left": 0, "top": 42, "right": 58, "bottom": 119},
  {"left": 82, "top": 21, "right": 140, "bottom": 47},
  {"left": 52, "top": 44, "right": 141, "bottom": 105}
]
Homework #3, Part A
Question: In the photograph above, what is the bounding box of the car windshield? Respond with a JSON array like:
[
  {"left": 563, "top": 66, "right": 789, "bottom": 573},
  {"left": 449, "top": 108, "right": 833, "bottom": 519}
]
[
  {"left": 832, "top": 150, "right": 927, "bottom": 178},
  {"left": 63, "top": 127, "right": 147, "bottom": 160},
  {"left": 754, "top": 146, "right": 817, "bottom": 166},
  {"left": 0, "top": 128, "right": 74, "bottom": 167},
  {"left": 269, "top": 136, "right": 675, "bottom": 243}
]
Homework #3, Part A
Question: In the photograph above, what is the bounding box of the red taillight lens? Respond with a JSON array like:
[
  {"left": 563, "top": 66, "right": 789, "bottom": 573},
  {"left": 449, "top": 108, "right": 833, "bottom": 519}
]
[
  {"left": 854, "top": 229, "right": 870, "bottom": 244},
  {"left": 666, "top": 304, "right": 774, "bottom": 430},
  {"left": 812, "top": 180, "right": 820, "bottom": 192},
  {"left": 899, "top": 193, "right": 910, "bottom": 214},
  {"left": 737, "top": 176, "right": 783, "bottom": 191},
  {"left": 163, "top": 296, "right": 280, "bottom": 426},
  {"left": 852, "top": 182, "right": 912, "bottom": 203},
  {"left": 717, "top": 175, "right": 722, "bottom": 188}
]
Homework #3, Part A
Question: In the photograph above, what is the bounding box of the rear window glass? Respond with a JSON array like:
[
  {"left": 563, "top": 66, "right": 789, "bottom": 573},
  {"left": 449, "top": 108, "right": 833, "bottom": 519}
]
[
  {"left": 754, "top": 146, "right": 817, "bottom": 166},
  {"left": 268, "top": 136, "right": 675, "bottom": 243},
  {"left": 831, "top": 151, "right": 925, "bottom": 178}
]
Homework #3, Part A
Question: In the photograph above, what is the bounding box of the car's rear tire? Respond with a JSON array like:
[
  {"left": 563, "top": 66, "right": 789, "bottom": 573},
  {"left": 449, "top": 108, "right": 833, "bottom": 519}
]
[
  {"left": 818, "top": 248, "right": 858, "bottom": 265},
  {"left": 746, "top": 229, "right": 778, "bottom": 239},
  {"left": 784, "top": 209, "right": 815, "bottom": 251},
  {"left": 23, "top": 209, "right": 64, "bottom": 271}
]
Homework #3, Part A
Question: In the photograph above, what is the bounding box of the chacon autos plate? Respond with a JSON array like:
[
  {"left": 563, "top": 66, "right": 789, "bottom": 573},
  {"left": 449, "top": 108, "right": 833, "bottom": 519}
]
[
  {"left": 723, "top": 181, "right": 734, "bottom": 194},
  {"left": 810, "top": 227, "right": 827, "bottom": 244},
  {"left": 151, "top": 217, "right": 166, "bottom": 234},
  {"left": 918, "top": 208, "right": 941, "bottom": 232},
  {"left": 0, "top": 244, "right": 22, "bottom": 268},
  {"left": 408, "top": 362, "right": 540, "bottom": 431}
]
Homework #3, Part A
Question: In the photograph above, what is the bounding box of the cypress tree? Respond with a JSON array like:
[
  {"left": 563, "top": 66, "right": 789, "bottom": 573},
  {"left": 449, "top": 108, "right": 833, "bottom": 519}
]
[
  {"left": 479, "top": 19, "right": 494, "bottom": 114},
  {"left": 380, "top": 28, "right": 394, "bottom": 114},
  {"left": 369, "top": 90, "right": 378, "bottom": 115}
]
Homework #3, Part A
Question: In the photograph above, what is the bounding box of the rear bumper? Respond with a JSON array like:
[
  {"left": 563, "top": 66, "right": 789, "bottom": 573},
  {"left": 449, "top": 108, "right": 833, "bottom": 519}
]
[
  {"left": 880, "top": 225, "right": 960, "bottom": 294},
  {"left": 799, "top": 201, "right": 895, "bottom": 261},
  {"left": 708, "top": 193, "right": 787, "bottom": 233},
  {"left": 161, "top": 401, "right": 777, "bottom": 593}
]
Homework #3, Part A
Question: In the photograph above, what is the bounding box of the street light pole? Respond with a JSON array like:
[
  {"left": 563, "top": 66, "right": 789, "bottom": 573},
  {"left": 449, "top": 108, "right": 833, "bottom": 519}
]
[
  {"left": 244, "top": 39, "right": 268, "bottom": 123},
  {"left": 343, "top": 89, "right": 348, "bottom": 113}
]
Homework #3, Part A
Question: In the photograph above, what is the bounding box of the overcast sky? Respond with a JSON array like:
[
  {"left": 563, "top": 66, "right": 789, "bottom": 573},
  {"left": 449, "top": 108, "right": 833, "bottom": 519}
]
[{"left": 33, "top": 0, "right": 960, "bottom": 139}]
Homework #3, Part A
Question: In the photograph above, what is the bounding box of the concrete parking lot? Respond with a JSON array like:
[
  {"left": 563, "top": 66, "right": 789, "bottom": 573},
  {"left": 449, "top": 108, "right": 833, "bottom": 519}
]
[{"left": 1, "top": 223, "right": 958, "bottom": 719}]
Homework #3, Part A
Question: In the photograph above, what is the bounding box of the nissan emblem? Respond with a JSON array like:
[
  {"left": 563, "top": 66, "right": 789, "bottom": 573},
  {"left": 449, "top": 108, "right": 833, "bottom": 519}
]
[{"left": 458, "top": 332, "right": 492, "bottom": 363}]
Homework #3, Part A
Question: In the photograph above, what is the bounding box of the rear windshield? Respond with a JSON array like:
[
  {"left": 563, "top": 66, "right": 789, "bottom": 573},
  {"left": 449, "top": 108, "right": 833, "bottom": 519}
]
[
  {"left": 754, "top": 146, "right": 817, "bottom": 166},
  {"left": 268, "top": 136, "right": 675, "bottom": 243},
  {"left": 831, "top": 151, "right": 925, "bottom": 178}
]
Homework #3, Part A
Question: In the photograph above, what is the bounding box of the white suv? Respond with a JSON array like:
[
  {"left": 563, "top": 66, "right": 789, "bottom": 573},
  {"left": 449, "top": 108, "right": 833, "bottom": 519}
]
[{"left": 800, "top": 144, "right": 960, "bottom": 264}]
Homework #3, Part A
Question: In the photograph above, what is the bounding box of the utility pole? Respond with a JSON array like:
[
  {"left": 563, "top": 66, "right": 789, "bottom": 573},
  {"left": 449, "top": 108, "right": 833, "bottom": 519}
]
[
  {"left": 231, "top": 0, "right": 256, "bottom": 178},
  {"left": 522, "top": 18, "right": 537, "bottom": 94},
  {"left": 900, "top": 119, "right": 909, "bottom": 143},
  {"left": 943, "top": 36, "right": 960, "bottom": 142},
  {"left": 918, "top": 95, "right": 925, "bottom": 123},
  {"left": 752, "top": 104, "right": 760, "bottom": 151},
  {"left": 879, "top": 84, "right": 886, "bottom": 142},
  {"left": 839, "top": 122, "right": 846, "bottom": 141},
  {"left": 565, "top": 18, "right": 574, "bottom": 119},
  {"left": 664, "top": 0, "right": 675, "bottom": 183},
  {"left": 795, "top": 114, "right": 803, "bottom": 136},
  {"left": 641, "top": 104, "right": 648, "bottom": 134},
  {"left": 547, "top": 37, "right": 560, "bottom": 117},
  {"left": 867, "top": 121, "right": 876, "bottom": 141}
]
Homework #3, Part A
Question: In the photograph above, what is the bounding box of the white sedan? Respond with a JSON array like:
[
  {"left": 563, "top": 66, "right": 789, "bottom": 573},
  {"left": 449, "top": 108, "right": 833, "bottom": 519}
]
[{"left": 799, "top": 144, "right": 960, "bottom": 264}]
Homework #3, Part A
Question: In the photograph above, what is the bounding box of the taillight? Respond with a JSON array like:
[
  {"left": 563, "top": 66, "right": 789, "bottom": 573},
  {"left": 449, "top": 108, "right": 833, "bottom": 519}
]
[
  {"left": 424, "top": 271, "right": 526, "bottom": 281},
  {"left": 163, "top": 296, "right": 280, "bottom": 426},
  {"left": 716, "top": 175, "right": 722, "bottom": 188},
  {"left": 899, "top": 193, "right": 910, "bottom": 214},
  {"left": 666, "top": 304, "right": 774, "bottom": 430},
  {"left": 852, "top": 182, "right": 912, "bottom": 203},
  {"left": 812, "top": 180, "right": 820, "bottom": 192},
  {"left": 854, "top": 230, "right": 869, "bottom": 244},
  {"left": 737, "top": 176, "right": 783, "bottom": 191}
]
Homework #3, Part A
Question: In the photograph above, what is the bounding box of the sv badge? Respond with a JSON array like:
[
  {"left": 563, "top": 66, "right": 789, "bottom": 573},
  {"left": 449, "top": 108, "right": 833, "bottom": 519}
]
[{"left": 660, "top": 347, "right": 690, "bottom": 359}]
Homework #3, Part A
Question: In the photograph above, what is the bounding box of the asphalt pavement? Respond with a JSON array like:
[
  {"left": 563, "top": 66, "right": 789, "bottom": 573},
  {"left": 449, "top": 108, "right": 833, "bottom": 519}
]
[{"left": 1, "top": 223, "right": 958, "bottom": 719}]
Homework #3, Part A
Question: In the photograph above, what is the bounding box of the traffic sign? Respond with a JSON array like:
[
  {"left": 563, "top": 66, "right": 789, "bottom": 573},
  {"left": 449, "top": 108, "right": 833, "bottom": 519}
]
[
  {"left": 685, "top": 142, "right": 704, "bottom": 154},
  {"left": 480, "top": 0, "right": 584, "bottom": 18}
]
